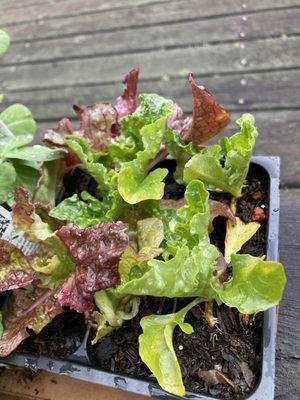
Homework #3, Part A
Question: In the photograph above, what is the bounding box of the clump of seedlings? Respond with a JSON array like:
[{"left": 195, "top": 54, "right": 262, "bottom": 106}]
[{"left": 0, "top": 30, "right": 286, "bottom": 399}]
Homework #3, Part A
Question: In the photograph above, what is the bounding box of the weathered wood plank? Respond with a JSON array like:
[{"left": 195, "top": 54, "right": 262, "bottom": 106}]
[
  {"left": 0, "top": 0, "right": 62, "bottom": 11},
  {"left": 3, "top": 70, "right": 299, "bottom": 118},
  {"left": 3, "top": 8, "right": 300, "bottom": 66},
  {"left": 2, "top": 0, "right": 300, "bottom": 42},
  {"left": 0, "top": 0, "right": 170, "bottom": 25},
  {"left": 275, "top": 189, "right": 300, "bottom": 399},
  {"left": 1, "top": 36, "right": 299, "bottom": 91}
]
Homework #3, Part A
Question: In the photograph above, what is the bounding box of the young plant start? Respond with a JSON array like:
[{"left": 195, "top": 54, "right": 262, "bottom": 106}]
[{"left": 0, "top": 52, "right": 286, "bottom": 397}]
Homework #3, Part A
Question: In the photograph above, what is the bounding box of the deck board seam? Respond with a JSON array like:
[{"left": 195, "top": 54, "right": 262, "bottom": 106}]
[
  {"left": 3, "top": 32, "right": 300, "bottom": 67},
  {"left": 1, "top": 3, "right": 300, "bottom": 31},
  {"left": 2, "top": 66, "right": 300, "bottom": 94}
]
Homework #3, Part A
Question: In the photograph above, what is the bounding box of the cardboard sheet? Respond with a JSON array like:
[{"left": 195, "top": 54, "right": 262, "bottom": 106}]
[{"left": 0, "top": 368, "right": 147, "bottom": 400}]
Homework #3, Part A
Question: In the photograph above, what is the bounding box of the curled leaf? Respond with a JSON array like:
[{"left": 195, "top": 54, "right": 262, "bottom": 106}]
[
  {"left": 168, "top": 74, "right": 230, "bottom": 145},
  {"left": 92, "top": 290, "right": 140, "bottom": 344},
  {"left": 183, "top": 114, "right": 258, "bottom": 197},
  {"left": 208, "top": 199, "right": 236, "bottom": 232},
  {"left": 224, "top": 216, "right": 260, "bottom": 263},
  {"left": 115, "top": 68, "right": 139, "bottom": 121},
  {"left": 216, "top": 254, "right": 286, "bottom": 314}
]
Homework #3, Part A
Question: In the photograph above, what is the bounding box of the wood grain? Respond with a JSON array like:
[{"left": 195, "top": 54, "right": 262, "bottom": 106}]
[
  {"left": 1, "top": 36, "right": 299, "bottom": 91},
  {"left": 2, "top": 8, "right": 299, "bottom": 66},
  {"left": 276, "top": 189, "right": 300, "bottom": 399},
  {"left": 2, "top": 0, "right": 300, "bottom": 42}
]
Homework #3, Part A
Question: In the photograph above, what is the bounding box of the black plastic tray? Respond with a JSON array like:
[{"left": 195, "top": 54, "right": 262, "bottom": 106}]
[{"left": 0, "top": 156, "right": 281, "bottom": 400}]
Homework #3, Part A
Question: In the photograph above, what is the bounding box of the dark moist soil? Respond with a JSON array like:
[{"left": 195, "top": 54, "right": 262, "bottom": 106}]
[
  {"left": 92, "top": 170, "right": 268, "bottom": 400},
  {"left": 91, "top": 296, "right": 176, "bottom": 377},
  {"left": 17, "top": 309, "right": 86, "bottom": 358}
]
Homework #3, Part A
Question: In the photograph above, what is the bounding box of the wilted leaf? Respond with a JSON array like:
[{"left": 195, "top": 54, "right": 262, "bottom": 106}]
[
  {"left": 224, "top": 216, "right": 260, "bottom": 263},
  {"left": 197, "top": 369, "right": 237, "bottom": 390}
]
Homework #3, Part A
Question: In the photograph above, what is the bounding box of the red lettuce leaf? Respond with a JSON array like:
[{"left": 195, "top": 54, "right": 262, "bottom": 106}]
[
  {"left": 44, "top": 118, "right": 78, "bottom": 167},
  {"left": 72, "top": 103, "right": 118, "bottom": 151},
  {"left": 0, "top": 240, "right": 35, "bottom": 291},
  {"left": 0, "top": 288, "right": 62, "bottom": 357},
  {"left": 168, "top": 73, "right": 230, "bottom": 145},
  {"left": 12, "top": 188, "right": 35, "bottom": 234},
  {"left": 54, "top": 273, "right": 94, "bottom": 313},
  {"left": 55, "top": 222, "right": 129, "bottom": 312},
  {"left": 115, "top": 68, "right": 139, "bottom": 121}
]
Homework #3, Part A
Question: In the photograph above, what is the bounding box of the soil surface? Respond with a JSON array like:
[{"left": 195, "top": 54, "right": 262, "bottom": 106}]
[
  {"left": 18, "top": 310, "right": 86, "bottom": 358},
  {"left": 92, "top": 171, "right": 268, "bottom": 399},
  {"left": 91, "top": 297, "right": 175, "bottom": 377}
]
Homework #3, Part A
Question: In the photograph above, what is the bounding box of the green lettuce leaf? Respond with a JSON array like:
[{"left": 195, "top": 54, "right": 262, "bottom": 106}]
[
  {"left": 163, "top": 180, "right": 211, "bottom": 255},
  {"left": 118, "top": 117, "right": 168, "bottom": 204},
  {"left": 139, "top": 297, "right": 201, "bottom": 396},
  {"left": 0, "top": 162, "right": 16, "bottom": 204},
  {"left": 0, "top": 30, "right": 10, "bottom": 56},
  {"left": 183, "top": 114, "right": 258, "bottom": 197},
  {"left": 116, "top": 244, "right": 218, "bottom": 298},
  {"left": 33, "top": 159, "right": 65, "bottom": 208},
  {"left": 92, "top": 290, "right": 140, "bottom": 344},
  {"left": 137, "top": 217, "right": 164, "bottom": 251},
  {"left": 0, "top": 104, "right": 36, "bottom": 142},
  {"left": 49, "top": 192, "right": 108, "bottom": 227},
  {"left": 6, "top": 145, "right": 65, "bottom": 162},
  {"left": 215, "top": 254, "right": 287, "bottom": 314}
]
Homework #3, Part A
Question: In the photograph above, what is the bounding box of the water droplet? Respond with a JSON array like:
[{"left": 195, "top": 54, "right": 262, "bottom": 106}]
[
  {"left": 238, "top": 98, "right": 245, "bottom": 105},
  {"left": 162, "top": 74, "right": 169, "bottom": 81},
  {"left": 239, "top": 32, "right": 246, "bottom": 38},
  {"left": 240, "top": 43, "right": 246, "bottom": 49},
  {"left": 38, "top": 20, "right": 45, "bottom": 25},
  {"left": 242, "top": 3, "right": 247, "bottom": 9},
  {"left": 178, "top": 345, "right": 183, "bottom": 350},
  {"left": 240, "top": 78, "right": 247, "bottom": 85},
  {"left": 114, "top": 377, "right": 127, "bottom": 390},
  {"left": 242, "top": 15, "right": 248, "bottom": 22},
  {"left": 24, "top": 42, "right": 31, "bottom": 48},
  {"left": 240, "top": 58, "right": 248, "bottom": 66}
]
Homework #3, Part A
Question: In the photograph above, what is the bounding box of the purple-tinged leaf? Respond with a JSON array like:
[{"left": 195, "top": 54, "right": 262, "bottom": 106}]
[
  {"left": 44, "top": 118, "right": 80, "bottom": 167},
  {"left": 56, "top": 223, "right": 129, "bottom": 312},
  {"left": 115, "top": 68, "right": 139, "bottom": 121},
  {"left": 0, "top": 240, "right": 35, "bottom": 291},
  {"left": 73, "top": 103, "right": 118, "bottom": 151},
  {"left": 55, "top": 273, "right": 94, "bottom": 313},
  {"left": 168, "top": 74, "right": 230, "bottom": 145},
  {"left": 12, "top": 188, "right": 35, "bottom": 233},
  {"left": 0, "top": 288, "right": 62, "bottom": 357}
]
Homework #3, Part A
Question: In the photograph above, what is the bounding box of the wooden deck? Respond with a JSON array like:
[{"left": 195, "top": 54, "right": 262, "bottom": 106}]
[{"left": 0, "top": 0, "right": 299, "bottom": 399}]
